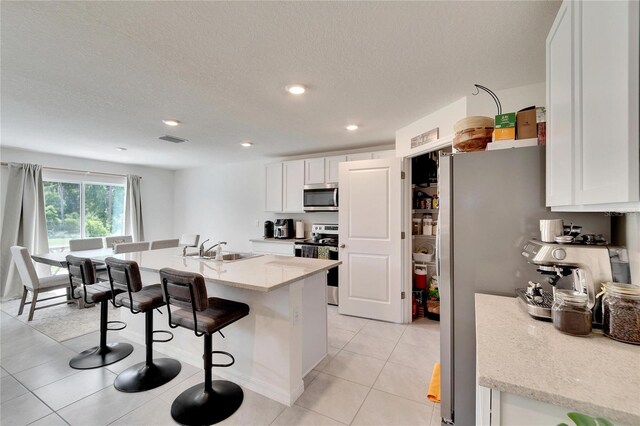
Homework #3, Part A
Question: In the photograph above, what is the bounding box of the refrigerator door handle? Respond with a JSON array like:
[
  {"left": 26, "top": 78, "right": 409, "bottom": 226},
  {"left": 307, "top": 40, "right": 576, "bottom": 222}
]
[{"left": 439, "top": 153, "right": 454, "bottom": 424}]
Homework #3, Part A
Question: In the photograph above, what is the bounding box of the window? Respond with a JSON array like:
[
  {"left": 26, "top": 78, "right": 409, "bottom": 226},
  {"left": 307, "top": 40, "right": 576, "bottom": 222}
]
[{"left": 43, "top": 173, "right": 126, "bottom": 250}]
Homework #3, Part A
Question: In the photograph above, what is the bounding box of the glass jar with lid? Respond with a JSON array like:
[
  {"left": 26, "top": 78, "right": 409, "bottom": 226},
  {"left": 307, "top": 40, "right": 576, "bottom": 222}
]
[
  {"left": 602, "top": 282, "right": 640, "bottom": 345},
  {"left": 551, "top": 290, "right": 592, "bottom": 336}
]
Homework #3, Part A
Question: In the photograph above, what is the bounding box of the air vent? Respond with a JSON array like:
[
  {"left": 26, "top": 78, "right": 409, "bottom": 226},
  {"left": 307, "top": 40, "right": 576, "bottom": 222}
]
[{"left": 159, "top": 135, "right": 187, "bottom": 144}]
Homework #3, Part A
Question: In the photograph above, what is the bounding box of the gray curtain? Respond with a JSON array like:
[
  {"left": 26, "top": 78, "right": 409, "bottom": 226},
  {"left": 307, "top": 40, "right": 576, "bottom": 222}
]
[
  {"left": 124, "top": 174, "right": 145, "bottom": 242},
  {"left": 0, "top": 163, "right": 50, "bottom": 299}
]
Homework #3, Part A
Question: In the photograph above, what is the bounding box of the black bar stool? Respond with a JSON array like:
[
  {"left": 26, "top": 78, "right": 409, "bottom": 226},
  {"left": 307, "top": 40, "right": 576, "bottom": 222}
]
[
  {"left": 66, "top": 255, "right": 133, "bottom": 369},
  {"left": 159, "top": 268, "right": 250, "bottom": 426},
  {"left": 105, "top": 257, "right": 181, "bottom": 392}
]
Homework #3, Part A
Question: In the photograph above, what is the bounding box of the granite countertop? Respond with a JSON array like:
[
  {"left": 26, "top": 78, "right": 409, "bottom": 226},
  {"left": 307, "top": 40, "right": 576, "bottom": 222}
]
[
  {"left": 475, "top": 294, "right": 640, "bottom": 424},
  {"left": 96, "top": 248, "right": 340, "bottom": 293},
  {"left": 249, "top": 237, "right": 306, "bottom": 244}
]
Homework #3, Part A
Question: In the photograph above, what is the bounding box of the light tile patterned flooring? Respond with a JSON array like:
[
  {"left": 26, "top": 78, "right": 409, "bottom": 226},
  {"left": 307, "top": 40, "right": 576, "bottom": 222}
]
[{"left": 0, "top": 306, "right": 440, "bottom": 425}]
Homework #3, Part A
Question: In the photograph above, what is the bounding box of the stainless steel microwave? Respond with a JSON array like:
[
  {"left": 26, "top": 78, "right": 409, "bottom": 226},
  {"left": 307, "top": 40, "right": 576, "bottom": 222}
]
[{"left": 303, "top": 184, "right": 338, "bottom": 211}]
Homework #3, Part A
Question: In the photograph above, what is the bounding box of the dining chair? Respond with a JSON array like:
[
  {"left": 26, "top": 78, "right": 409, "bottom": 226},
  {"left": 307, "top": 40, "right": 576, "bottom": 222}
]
[
  {"left": 113, "top": 241, "right": 150, "bottom": 254},
  {"left": 10, "top": 246, "right": 71, "bottom": 321},
  {"left": 178, "top": 234, "right": 200, "bottom": 256},
  {"left": 104, "top": 235, "right": 133, "bottom": 249},
  {"left": 150, "top": 239, "right": 180, "bottom": 250},
  {"left": 69, "top": 238, "right": 104, "bottom": 251}
]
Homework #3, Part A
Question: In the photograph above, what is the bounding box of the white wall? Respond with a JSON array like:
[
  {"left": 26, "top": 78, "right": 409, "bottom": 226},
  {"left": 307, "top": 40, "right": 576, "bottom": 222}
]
[
  {"left": 0, "top": 147, "right": 175, "bottom": 242},
  {"left": 465, "top": 82, "right": 546, "bottom": 117}
]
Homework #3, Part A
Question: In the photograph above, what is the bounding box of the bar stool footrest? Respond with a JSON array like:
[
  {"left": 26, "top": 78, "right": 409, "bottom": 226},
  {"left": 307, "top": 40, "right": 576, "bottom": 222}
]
[
  {"left": 107, "top": 320, "right": 127, "bottom": 331},
  {"left": 211, "top": 350, "right": 235, "bottom": 368},
  {"left": 152, "top": 329, "right": 174, "bottom": 343}
]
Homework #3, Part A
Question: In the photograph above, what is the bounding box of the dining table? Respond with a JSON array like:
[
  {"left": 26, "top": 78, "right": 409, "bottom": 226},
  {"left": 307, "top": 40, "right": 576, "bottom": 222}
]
[{"left": 31, "top": 247, "right": 116, "bottom": 268}]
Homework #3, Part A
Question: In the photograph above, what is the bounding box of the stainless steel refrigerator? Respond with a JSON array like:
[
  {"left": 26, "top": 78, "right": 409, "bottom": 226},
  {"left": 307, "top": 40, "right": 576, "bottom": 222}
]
[{"left": 437, "top": 146, "right": 610, "bottom": 425}]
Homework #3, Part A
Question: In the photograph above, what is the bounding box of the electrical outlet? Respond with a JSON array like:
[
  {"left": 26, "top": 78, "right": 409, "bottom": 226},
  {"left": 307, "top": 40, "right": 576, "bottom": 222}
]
[{"left": 255, "top": 220, "right": 260, "bottom": 227}]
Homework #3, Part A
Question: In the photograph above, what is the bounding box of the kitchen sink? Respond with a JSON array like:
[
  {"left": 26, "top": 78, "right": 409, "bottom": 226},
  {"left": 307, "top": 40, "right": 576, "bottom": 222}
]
[{"left": 185, "top": 252, "right": 261, "bottom": 262}]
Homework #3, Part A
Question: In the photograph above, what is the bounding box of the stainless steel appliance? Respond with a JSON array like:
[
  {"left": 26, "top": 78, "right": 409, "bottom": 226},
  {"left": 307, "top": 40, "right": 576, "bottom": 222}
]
[
  {"left": 518, "top": 239, "right": 630, "bottom": 325},
  {"left": 294, "top": 223, "right": 339, "bottom": 305},
  {"left": 274, "top": 219, "right": 293, "bottom": 239},
  {"left": 437, "top": 146, "right": 611, "bottom": 425},
  {"left": 303, "top": 184, "right": 338, "bottom": 211}
]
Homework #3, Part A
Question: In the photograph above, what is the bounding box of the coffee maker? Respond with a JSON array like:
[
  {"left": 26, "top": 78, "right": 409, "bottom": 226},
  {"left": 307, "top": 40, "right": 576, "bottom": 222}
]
[
  {"left": 274, "top": 219, "right": 293, "bottom": 239},
  {"left": 264, "top": 221, "right": 274, "bottom": 238},
  {"left": 519, "top": 239, "right": 630, "bottom": 326}
]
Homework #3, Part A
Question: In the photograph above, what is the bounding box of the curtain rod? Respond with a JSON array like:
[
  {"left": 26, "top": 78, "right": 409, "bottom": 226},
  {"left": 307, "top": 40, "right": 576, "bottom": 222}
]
[{"left": 0, "top": 162, "right": 140, "bottom": 179}]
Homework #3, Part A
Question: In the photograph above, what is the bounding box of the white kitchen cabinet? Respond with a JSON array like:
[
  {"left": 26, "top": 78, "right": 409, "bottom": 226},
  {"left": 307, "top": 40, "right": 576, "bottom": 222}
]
[
  {"left": 546, "top": 0, "right": 639, "bottom": 211},
  {"left": 307, "top": 155, "right": 349, "bottom": 184},
  {"left": 546, "top": 0, "right": 575, "bottom": 207},
  {"left": 324, "top": 155, "right": 347, "bottom": 183},
  {"left": 265, "top": 162, "right": 283, "bottom": 212},
  {"left": 304, "top": 158, "right": 325, "bottom": 185},
  {"left": 477, "top": 386, "right": 583, "bottom": 426},
  {"left": 283, "top": 160, "right": 304, "bottom": 212}
]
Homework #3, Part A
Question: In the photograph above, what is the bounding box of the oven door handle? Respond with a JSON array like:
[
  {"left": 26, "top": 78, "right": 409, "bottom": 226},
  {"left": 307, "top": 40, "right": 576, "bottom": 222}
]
[{"left": 333, "top": 188, "right": 338, "bottom": 207}]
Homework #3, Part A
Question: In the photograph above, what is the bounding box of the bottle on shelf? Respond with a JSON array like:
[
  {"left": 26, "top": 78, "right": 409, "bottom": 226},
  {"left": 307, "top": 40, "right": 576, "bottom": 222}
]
[
  {"left": 422, "top": 215, "right": 433, "bottom": 236},
  {"left": 412, "top": 218, "right": 422, "bottom": 235},
  {"left": 432, "top": 194, "right": 439, "bottom": 209}
]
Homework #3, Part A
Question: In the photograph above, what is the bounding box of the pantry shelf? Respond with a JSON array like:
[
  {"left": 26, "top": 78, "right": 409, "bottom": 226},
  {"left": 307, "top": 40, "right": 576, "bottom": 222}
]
[
  {"left": 413, "top": 235, "right": 437, "bottom": 240},
  {"left": 412, "top": 209, "right": 439, "bottom": 214}
]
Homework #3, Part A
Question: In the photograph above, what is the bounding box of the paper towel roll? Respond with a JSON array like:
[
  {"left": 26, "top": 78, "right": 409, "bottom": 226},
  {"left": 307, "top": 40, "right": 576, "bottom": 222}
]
[{"left": 295, "top": 221, "right": 305, "bottom": 239}]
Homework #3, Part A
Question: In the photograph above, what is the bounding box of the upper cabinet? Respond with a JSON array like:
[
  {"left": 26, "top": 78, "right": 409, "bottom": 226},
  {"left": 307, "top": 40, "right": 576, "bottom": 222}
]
[
  {"left": 304, "top": 158, "right": 326, "bottom": 185},
  {"left": 325, "top": 156, "right": 347, "bottom": 184},
  {"left": 546, "top": 0, "right": 639, "bottom": 211},
  {"left": 283, "top": 160, "right": 304, "bottom": 212},
  {"left": 266, "top": 160, "right": 304, "bottom": 213},
  {"left": 266, "top": 149, "right": 396, "bottom": 212}
]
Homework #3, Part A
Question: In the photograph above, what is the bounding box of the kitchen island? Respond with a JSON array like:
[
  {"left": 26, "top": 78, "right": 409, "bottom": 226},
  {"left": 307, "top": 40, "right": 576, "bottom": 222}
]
[
  {"left": 101, "top": 248, "right": 340, "bottom": 406},
  {"left": 475, "top": 294, "right": 640, "bottom": 425}
]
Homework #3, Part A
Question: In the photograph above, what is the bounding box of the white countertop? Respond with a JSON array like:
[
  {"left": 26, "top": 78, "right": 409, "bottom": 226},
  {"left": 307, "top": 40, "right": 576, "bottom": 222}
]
[
  {"left": 99, "top": 248, "right": 340, "bottom": 292},
  {"left": 475, "top": 294, "right": 640, "bottom": 424}
]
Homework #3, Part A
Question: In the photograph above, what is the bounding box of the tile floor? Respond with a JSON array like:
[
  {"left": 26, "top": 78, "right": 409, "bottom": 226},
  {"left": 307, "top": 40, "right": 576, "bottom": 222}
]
[{"left": 0, "top": 306, "right": 441, "bottom": 425}]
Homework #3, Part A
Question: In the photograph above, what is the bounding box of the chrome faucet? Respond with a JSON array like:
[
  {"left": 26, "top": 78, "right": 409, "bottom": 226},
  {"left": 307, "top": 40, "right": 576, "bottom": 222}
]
[
  {"left": 205, "top": 241, "right": 227, "bottom": 255},
  {"left": 198, "top": 239, "right": 210, "bottom": 257}
]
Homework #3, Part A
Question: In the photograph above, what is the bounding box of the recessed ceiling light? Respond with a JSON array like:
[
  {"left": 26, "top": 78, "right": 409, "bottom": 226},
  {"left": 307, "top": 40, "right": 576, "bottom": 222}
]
[
  {"left": 162, "top": 119, "right": 181, "bottom": 126},
  {"left": 240, "top": 142, "right": 253, "bottom": 148},
  {"left": 285, "top": 84, "right": 306, "bottom": 95},
  {"left": 115, "top": 147, "right": 127, "bottom": 151},
  {"left": 346, "top": 124, "right": 359, "bottom": 131}
]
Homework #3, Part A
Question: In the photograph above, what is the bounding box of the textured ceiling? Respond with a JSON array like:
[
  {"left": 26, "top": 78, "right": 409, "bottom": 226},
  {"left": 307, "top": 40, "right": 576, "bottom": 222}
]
[{"left": 1, "top": 1, "right": 560, "bottom": 170}]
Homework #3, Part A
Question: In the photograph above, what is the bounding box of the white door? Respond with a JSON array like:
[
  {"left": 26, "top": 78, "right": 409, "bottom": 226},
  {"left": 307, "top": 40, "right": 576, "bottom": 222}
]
[
  {"left": 283, "top": 160, "right": 304, "bottom": 212},
  {"left": 338, "top": 158, "right": 403, "bottom": 322}
]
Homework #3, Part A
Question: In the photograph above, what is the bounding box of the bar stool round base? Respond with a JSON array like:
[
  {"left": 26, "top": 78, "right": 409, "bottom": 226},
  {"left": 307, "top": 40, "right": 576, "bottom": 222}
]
[
  {"left": 171, "top": 380, "right": 244, "bottom": 426},
  {"left": 69, "top": 343, "right": 134, "bottom": 370},
  {"left": 114, "top": 358, "right": 182, "bottom": 392}
]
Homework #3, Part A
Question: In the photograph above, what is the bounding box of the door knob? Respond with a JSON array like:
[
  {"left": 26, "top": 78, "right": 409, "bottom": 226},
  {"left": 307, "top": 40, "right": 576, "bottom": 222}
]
[{"left": 339, "top": 244, "right": 345, "bottom": 248}]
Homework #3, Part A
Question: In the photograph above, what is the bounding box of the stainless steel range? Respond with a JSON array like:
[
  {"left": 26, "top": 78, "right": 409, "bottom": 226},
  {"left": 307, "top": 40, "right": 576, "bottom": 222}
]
[{"left": 294, "top": 224, "right": 339, "bottom": 305}]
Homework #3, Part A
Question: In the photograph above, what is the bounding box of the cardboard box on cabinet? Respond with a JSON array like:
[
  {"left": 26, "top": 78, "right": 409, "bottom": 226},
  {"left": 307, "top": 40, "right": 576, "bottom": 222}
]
[{"left": 516, "top": 107, "right": 537, "bottom": 140}]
